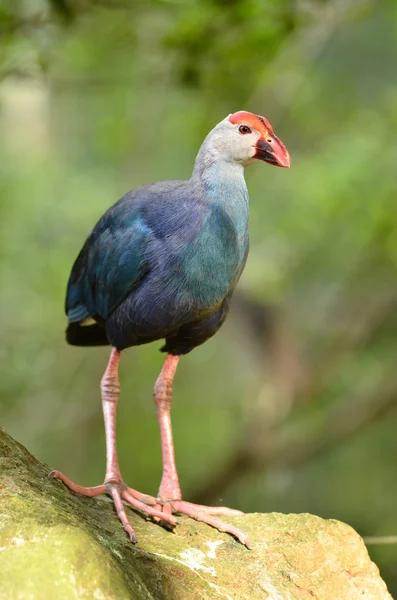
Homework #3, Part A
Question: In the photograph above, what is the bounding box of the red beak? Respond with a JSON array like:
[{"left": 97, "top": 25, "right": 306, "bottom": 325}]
[{"left": 254, "top": 134, "right": 291, "bottom": 168}]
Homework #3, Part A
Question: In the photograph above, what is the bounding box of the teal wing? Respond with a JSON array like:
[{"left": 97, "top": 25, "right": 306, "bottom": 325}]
[{"left": 66, "top": 200, "right": 152, "bottom": 323}]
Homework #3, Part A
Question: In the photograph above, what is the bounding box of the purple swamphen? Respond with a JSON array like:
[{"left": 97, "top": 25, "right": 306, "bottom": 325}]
[{"left": 50, "top": 111, "right": 291, "bottom": 548}]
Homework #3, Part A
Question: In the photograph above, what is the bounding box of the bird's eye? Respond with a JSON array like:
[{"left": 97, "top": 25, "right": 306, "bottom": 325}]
[{"left": 238, "top": 125, "right": 252, "bottom": 135}]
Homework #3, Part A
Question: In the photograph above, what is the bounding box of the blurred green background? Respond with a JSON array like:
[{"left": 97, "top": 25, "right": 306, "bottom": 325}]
[{"left": 1, "top": 0, "right": 397, "bottom": 592}]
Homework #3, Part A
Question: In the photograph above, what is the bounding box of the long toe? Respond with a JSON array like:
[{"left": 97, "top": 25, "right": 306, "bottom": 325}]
[
  {"left": 49, "top": 470, "right": 107, "bottom": 497},
  {"left": 176, "top": 500, "right": 243, "bottom": 516},
  {"left": 121, "top": 489, "right": 178, "bottom": 527},
  {"left": 110, "top": 486, "right": 138, "bottom": 543},
  {"left": 172, "top": 500, "right": 252, "bottom": 549}
]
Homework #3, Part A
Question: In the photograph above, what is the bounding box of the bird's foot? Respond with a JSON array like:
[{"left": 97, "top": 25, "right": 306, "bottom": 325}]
[
  {"left": 48, "top": 470, "right": 177, "bottom": 543},
  {"left": 49, "top": 470, "right": 251, "bottom": 548},
  {"left": 152, "top": 497, "right": 252, "bottom": 549}
]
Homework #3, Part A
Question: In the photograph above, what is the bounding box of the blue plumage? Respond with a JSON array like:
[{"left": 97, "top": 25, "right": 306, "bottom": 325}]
[{"left": 66, "top": 172, "right": 249, "bottom": 354}]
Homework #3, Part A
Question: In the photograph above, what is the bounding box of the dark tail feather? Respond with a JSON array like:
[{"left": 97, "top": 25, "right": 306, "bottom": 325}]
[{"left": 66, "top": 322, "right": 110, "bottom": 346}]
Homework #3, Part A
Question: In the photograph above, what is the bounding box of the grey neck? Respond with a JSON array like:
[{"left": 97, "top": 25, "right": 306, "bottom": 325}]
[{"left": 191, "top": 138, "right": 247, "bottom": 196}]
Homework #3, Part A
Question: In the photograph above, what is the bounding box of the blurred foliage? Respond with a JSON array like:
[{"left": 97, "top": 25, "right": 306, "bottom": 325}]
[{"left": 1, "top": 0, "right": 397, "bottom": 594}]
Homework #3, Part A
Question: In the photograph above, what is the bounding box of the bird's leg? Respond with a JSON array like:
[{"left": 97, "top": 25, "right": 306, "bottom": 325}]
[
  {"left": 50, "top": 347, "right": 177, "bottom": 543},
  {"left": 152, "top": 353, "right": 252, "bottom": 549},
  {"left": 154, "top": 354, "right": 182, "bottom": 503},
  {"left": 101, "top": 347, "right": 122, "bottom": 482},
  {"left": 51, "top": 349, "right": 250, "bottom": 547}
]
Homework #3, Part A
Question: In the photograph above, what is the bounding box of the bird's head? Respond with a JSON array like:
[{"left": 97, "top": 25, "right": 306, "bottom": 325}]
[{"left": 209, "top": 111, "right": 291, "bottom": 169}]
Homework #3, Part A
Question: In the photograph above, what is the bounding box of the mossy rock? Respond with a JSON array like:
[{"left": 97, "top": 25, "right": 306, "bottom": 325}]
[{"left": 0, "top": 427, "right": 392, "bottom": 599}]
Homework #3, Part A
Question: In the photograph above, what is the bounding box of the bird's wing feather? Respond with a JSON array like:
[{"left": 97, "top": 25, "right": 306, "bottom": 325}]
[{"left": 66, "top": 199, "right": 152, "bottom": 322}]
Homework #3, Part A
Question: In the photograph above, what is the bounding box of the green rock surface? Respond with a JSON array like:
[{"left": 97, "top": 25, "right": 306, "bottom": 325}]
[{"left": 0, "top": 427, "right": 392, "bottom": 599}]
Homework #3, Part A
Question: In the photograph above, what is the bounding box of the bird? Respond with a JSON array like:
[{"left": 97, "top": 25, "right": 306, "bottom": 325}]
[{"left": 50, "top": 110, "right": 291, "bottom": 549}]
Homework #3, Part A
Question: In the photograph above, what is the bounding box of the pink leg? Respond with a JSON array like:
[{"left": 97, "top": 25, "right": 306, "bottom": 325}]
[
  {"left": 50, "top": 348, "right": 176, "bottom": 543},
  {"left": 101, "top": 347, "right": 122, "bottom": 483},
  {"left": 152, "top": 353, "right": 251, "bottom": 549},
  {"left": 154, "top": 354, "right": 182, "bottom": 501}
]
